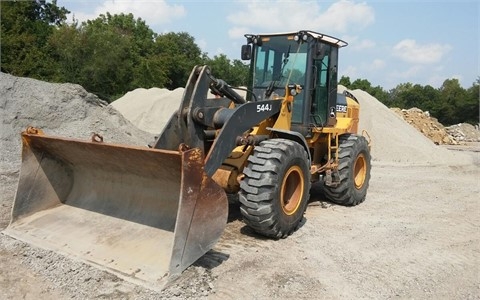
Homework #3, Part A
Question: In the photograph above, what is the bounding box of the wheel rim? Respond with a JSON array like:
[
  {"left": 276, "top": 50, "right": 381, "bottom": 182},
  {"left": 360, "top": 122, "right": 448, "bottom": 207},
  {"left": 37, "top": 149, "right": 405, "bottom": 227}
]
[
  {"left": 354, "top": 153, "right": 367, "bottom": 189},
  {"left": 280, "top": 166, "right": 304, "bottom": 215}
]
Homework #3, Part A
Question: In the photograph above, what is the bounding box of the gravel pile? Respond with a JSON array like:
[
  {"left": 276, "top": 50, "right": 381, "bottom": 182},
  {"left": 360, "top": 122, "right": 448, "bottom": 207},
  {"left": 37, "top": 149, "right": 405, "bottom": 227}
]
[
  {"left": 342, "top": 86, "right": 470, "bottom": 165},
  {"left": 109, "top": 87, "right": 185, "bottom": 134},
  {"left": 0, "top": 72, "right": 154, "bottom": 174}
]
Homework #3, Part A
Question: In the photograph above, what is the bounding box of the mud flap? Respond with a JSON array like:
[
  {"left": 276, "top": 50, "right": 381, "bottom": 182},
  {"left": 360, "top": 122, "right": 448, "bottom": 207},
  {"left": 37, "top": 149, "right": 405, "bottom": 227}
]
[{"left": 4, "top": 129, "right": 228, "bottom": 290}]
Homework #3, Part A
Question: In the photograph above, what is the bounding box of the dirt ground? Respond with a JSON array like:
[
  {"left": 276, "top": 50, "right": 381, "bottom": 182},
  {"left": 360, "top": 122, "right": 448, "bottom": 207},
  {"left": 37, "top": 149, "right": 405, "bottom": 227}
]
[{"left": 1, "top": 147, "right": 479, "bottom": 299}]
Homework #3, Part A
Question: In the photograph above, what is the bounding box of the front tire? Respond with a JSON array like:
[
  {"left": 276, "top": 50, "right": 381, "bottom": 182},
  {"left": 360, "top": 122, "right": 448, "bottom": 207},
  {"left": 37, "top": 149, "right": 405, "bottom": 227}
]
[
  {"left": 323, "top": 134, "right": 371, "bottom": 206},
  {"left": 239, "top": 139, "right": 311, "bottom": 239}
]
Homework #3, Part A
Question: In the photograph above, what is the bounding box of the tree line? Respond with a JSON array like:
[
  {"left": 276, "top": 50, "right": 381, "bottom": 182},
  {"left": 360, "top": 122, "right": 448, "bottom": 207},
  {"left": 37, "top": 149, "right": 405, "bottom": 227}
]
[
  {"left": 1, "top": 1, "right": 478, "bottom": 126},
  {"left": 1, "top": 1, "right": 248, "bottom": 101}
]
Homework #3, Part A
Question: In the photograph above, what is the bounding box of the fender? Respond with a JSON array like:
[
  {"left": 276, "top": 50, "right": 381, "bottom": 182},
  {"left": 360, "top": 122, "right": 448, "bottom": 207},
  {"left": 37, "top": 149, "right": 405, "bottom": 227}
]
[{"left": 267, "top": 127, "right": 312, "bottom": 164}]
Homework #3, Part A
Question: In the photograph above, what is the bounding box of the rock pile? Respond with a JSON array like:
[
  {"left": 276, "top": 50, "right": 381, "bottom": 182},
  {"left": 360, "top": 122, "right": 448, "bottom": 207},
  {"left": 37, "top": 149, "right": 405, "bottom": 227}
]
[
  {"left": 391, "top": 107, "right": 456, "bottom": 145},
  {"left": 446, "top": 123, "right": 480, "bottom": 143},
  {"left": 391, "top": 107, "right": 480, "bottom": 145}
]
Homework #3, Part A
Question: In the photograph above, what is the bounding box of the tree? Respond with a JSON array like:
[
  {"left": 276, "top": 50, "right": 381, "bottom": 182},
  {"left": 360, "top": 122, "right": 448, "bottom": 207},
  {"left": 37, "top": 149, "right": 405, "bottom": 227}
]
[
  {"left": 387, "top": 79, "right": 478, "bottom": 126},
  {"left": 347, "top": 78, "right": 388, "bottom": 103},
  {"left": 396, "top": 84, "right": 435, "bottom": 109},
  {"left": 153, "top": 32, "right": 203, "bottom": 89},
  {"left": 230, "top": 59, "right": 250, "bottom": 86},
  {"left": 464, "top": 79, "right": 480, "bottom": 125},
  {"left": 339, "top": 76, "right": 351, "bottom": 87},
  {"left": 81, "top": 15, "right": 136, "bottom": 99},
  {"left": 434, "top": 79, "right": 466, "bottom": 125},
  {"left": 1, "top": 0, "right": 70, "bottom": 78},
  {"left": 204, "top": 54, "right": 249, "bottom": 87},
  {"left": 47, "top": 22, "right": 84, "bottom": 83},
  {"left": 48, "top": 12, "right": 165, "bottom": 101}
]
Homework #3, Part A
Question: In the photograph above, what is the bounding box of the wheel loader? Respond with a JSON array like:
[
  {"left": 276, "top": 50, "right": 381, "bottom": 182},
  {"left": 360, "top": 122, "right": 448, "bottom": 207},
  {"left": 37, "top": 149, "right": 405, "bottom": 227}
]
[{"left": 5, "top": 30, "right": 371, "bottom": 290}]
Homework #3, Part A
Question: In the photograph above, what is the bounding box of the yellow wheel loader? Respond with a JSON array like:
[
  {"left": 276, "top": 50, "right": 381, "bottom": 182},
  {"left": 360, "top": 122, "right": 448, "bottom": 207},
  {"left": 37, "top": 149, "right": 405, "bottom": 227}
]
[{"left": 5, "top": 30, "right": 371, "bottom": 289}]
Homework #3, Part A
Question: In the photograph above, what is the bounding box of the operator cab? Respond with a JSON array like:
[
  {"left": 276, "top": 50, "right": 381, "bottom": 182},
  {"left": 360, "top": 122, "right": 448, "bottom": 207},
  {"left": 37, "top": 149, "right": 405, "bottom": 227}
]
[{"left": 241, "top": 30, "right": 347, "bottom": 135}]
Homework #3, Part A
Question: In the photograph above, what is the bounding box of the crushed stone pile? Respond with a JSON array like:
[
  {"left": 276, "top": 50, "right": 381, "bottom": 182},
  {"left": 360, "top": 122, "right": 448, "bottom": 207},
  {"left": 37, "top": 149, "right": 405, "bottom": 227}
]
[
  {"left": 338, "top": 86, "right": 472, "bottom": 165},
  {"left": 446, "top": 123, "right": 480, "bottom": 142},
  {"left": 109, "top": 87, "right": 184, "bottom": 134},
  {"left": 0, "top": 72, "right": 154, "bottom": 174},
  {"left": 390, "top": 107, "right": 456, "bottom": 145}
]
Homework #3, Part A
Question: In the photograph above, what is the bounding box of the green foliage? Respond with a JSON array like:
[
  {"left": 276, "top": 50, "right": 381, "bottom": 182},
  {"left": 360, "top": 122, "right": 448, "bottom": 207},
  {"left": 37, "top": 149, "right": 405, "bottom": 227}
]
[
  {"left": 205, "top": 54, "right": 249, "bottom": 87},
  {"left": 1, "top": 0, "right": 69, "bottom": 78},
  {"left": 340, "top": 76, "right": 389, "bottom": 103},
  {"left": 436, "top": 79, "right": 473, "bottom": 125},
  {"left": 341, "top": 76, "right": 478, "bottom": 126},
  {"left": 339, "top": 76, "right": 351, "bottom": 87},
  {"left": 388, "top": 79, "right": 479, "bottom": 126},
  {"left": 49, "top": 12, "right": 169, "bottom": 101},
  {"left": 464, "top": 78, "right": 480, "bottom": 125},
  {"left": 153, "top": 32, "right": 203, "bottom": 89}
]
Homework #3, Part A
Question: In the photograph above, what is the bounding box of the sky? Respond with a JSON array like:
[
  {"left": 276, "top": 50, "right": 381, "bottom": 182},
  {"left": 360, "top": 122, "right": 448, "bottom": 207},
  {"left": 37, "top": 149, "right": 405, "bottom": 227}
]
[{"left": 60, "top": 0, "right": 479, "bottom": 90}]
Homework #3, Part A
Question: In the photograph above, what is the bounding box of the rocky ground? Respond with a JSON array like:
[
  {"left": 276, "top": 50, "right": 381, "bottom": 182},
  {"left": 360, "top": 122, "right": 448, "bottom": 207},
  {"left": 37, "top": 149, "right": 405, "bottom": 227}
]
[{"left": 0, "top": 73, "right": 479, "bottom": 299}]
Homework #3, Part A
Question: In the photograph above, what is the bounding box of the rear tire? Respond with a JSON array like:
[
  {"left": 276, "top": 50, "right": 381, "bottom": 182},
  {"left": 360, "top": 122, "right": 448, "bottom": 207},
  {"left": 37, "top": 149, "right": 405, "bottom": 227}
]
[
  {"left": 324, "top": 134, "right": 371, "bottom": 206},
  {"left": 239, "top": 139, "right": 311, "bottom": 239}
]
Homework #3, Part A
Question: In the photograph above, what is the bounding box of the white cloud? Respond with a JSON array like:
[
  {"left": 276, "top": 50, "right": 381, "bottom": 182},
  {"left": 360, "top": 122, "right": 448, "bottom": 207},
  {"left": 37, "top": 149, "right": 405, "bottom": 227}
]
[
  {"left": 341, "top": 65, "right": 358, "bottom": 79},
  {"left": 389, "top": 65, "right": 424, "bottom": 82},
  {"left": 392, "top": 39, "right": 452, "bottom": 64},
  {"left": 427, "top": 74, "right": 463, "bottom": 88},
  {"left": 426, "top": 74, "right": 447, "bottom": 88},
  {"left": 228, "top": 27, "right": 250, "bottom": 39},
  {"left": 215, "top": 47, "right": 225, "bottom": 56},
  {"left": 319, "top": 0, "right": 375, "bottom": 32},
  {"left": 346, "top": 36, "right": 376, "bottom": 50},
  {"left": 227, "top": 0, "right": 374, "bottom": 36},
  {"left": 70, "top": 0, "right": 186, "bottom": 26},
  {"left": 356, "top": 39, "right": 376, "bottom": 50},
  {"left": 371, "top": 59, "right": 385, "bottom": 70},
  {"left": 451, "top": 74, "right": 463, "bottom": 82},
  {"left": 196, "top": 38, "right": 207, "bottom": 53}
]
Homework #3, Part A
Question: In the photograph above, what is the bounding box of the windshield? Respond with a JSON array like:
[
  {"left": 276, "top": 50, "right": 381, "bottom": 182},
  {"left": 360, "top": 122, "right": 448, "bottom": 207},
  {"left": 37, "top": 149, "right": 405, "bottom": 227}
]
[
  {"left": 252, "top": 35, "right": 308, "bottom": 123},
  {"left": 252, "top": 35, "right": 308, "bottom": 99}
]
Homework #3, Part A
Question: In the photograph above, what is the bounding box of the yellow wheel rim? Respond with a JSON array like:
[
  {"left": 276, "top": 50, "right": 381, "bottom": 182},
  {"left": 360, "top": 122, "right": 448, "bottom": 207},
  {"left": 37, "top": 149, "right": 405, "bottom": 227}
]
[
  {"left": 354, "top": 153, "right": 367, "bottom": 189},
  {"left": 280, "top": 166, "right": 304, "bottom": 215}
]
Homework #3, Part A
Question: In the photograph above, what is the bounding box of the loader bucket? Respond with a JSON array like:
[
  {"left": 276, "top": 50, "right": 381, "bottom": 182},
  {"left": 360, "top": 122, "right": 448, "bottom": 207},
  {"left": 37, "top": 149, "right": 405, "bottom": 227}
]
[{"left": 4, "top": 128, "right": 228, "bottom": 290}]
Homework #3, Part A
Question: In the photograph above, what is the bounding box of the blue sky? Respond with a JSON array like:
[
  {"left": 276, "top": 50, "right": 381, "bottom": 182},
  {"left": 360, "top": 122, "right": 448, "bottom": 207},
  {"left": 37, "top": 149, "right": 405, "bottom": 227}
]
[{"left": 60, "top": 0, "right": 478, "bottom": 90}]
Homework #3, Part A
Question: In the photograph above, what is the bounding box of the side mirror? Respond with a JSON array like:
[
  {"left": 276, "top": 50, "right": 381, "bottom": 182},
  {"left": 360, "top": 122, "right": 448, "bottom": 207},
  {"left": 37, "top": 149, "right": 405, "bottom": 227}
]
[{"left": 241, "top": 44, "right": 252, "bottom": 60}]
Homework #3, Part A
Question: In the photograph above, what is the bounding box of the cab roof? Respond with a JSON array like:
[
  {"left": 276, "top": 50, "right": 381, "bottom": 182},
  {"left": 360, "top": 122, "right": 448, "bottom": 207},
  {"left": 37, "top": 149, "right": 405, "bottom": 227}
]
[{"left": 245, "top": 30, "right": 348, "bottom": 48}]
